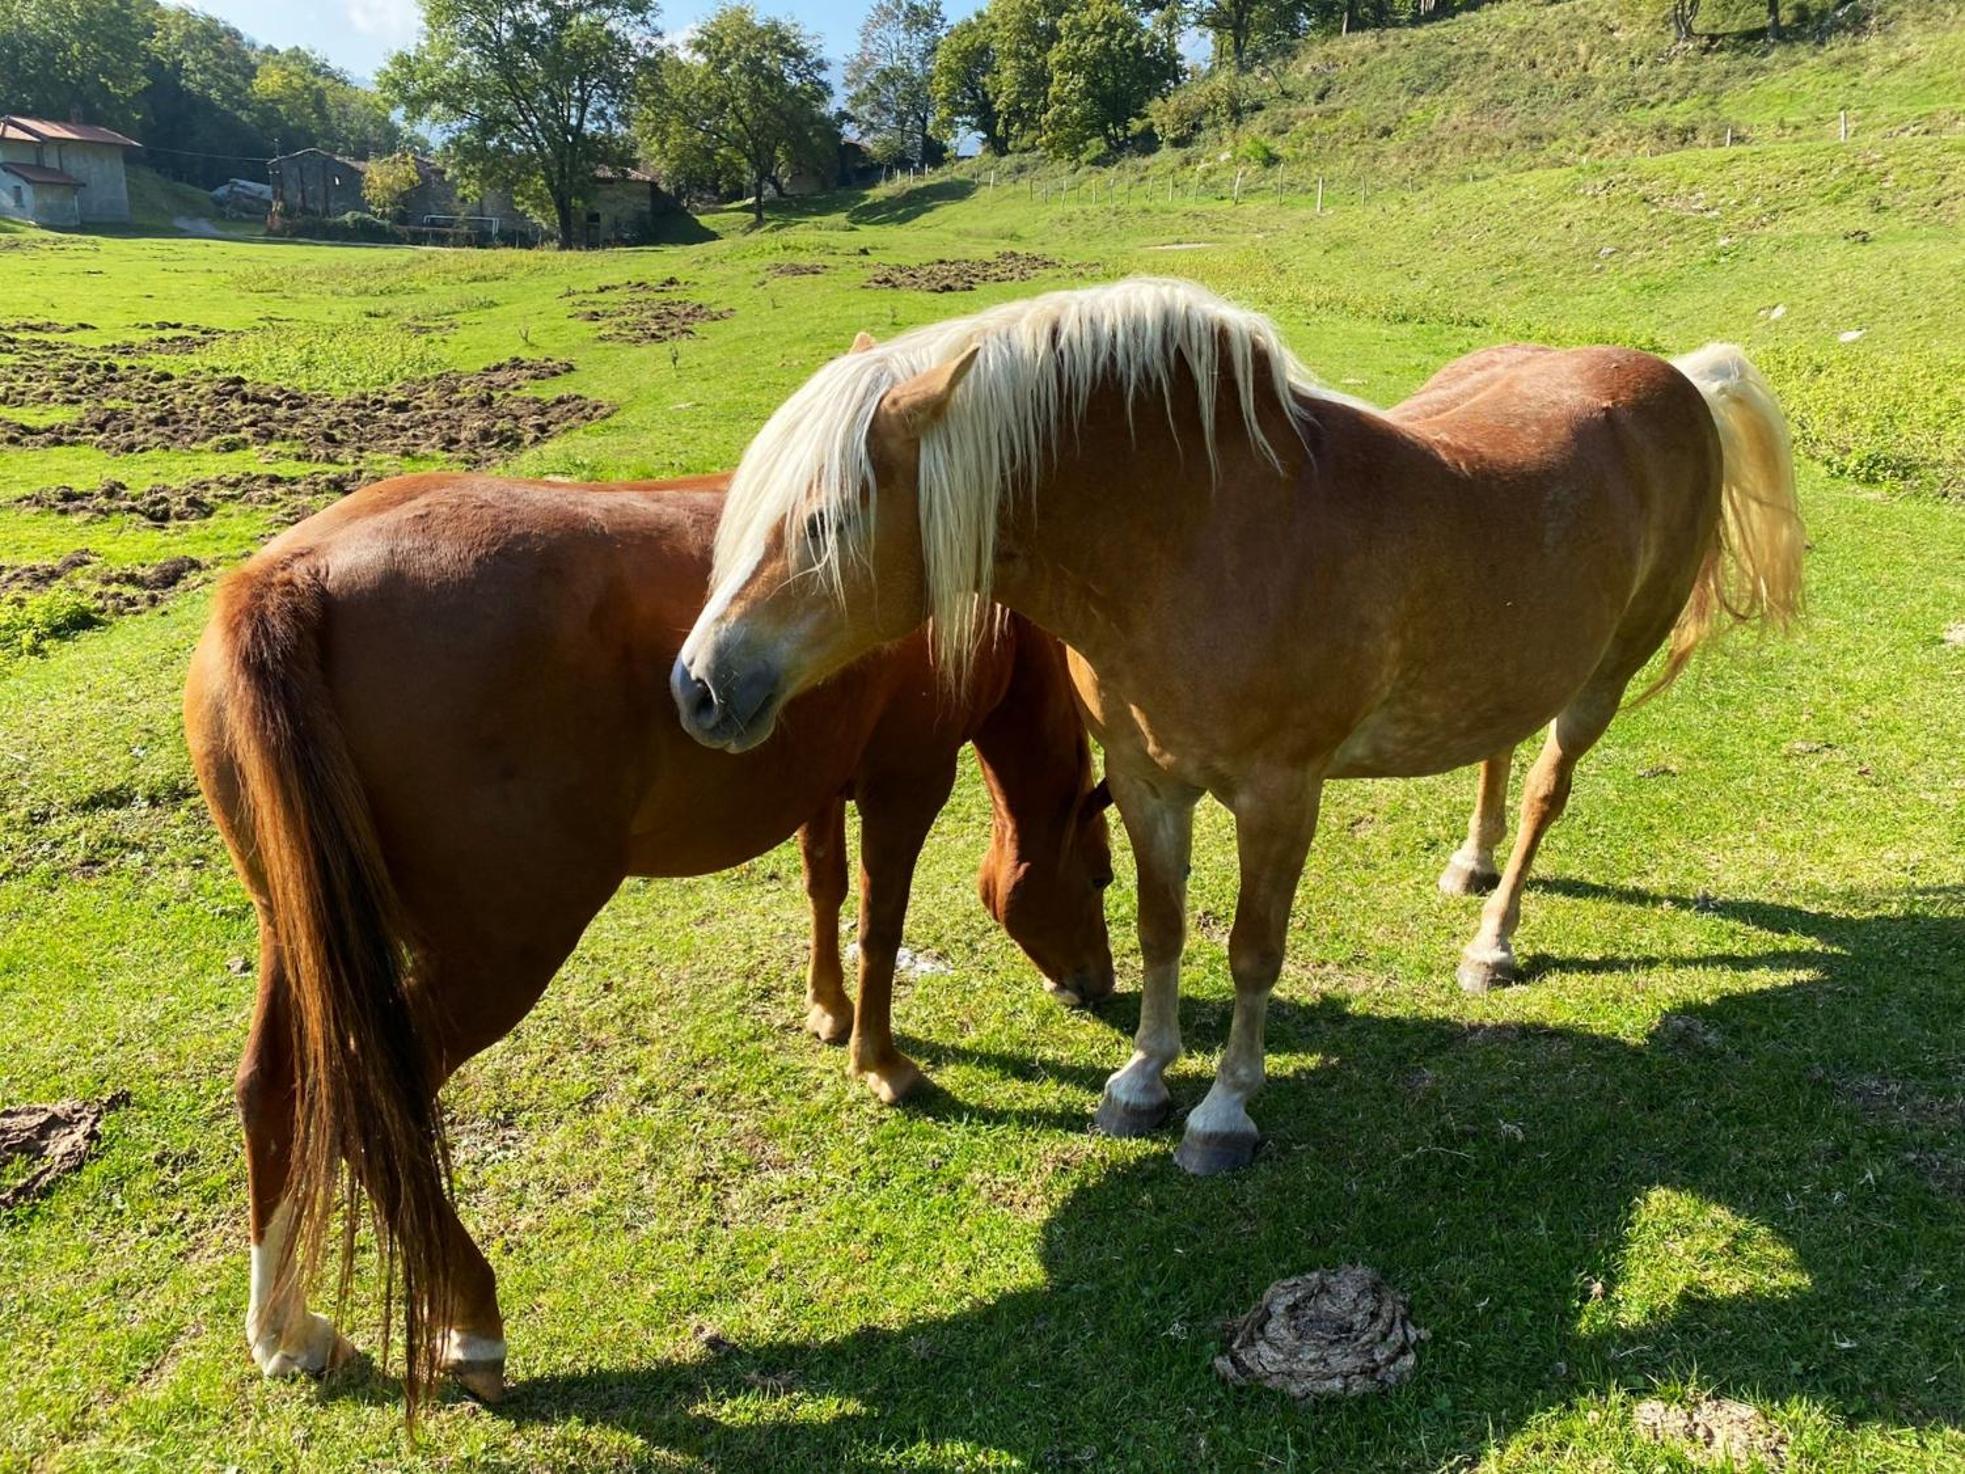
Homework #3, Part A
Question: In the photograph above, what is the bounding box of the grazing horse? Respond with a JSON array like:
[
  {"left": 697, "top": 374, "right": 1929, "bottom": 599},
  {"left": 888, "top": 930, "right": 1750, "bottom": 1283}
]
[
  {"left": 184, "top": 470, "right": 1115, "bottom": 1415},
  {"left": 672, "top": 277, "right": 1804, "bottom": 1180}
]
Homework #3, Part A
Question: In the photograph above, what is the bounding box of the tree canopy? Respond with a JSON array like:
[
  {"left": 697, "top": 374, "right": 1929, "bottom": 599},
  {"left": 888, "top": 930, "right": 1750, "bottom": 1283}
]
[
  {"left": 379, "top": 0, "right": 658, "bottom": 248},
  {"left": 636, "top": 3, "right": 836, "bottom": 223},
  {"left": 844, "top": 0, "right": 946, "bottom": 168},
  {"left": 0, "top": 0, "right": 415, "bottom": 187},
  {"left": 1041, "top": 0, "right": 1180, "bottom": 159},
  {"left": 928, "top": 13, "right": 1008, "bottom": 157}
]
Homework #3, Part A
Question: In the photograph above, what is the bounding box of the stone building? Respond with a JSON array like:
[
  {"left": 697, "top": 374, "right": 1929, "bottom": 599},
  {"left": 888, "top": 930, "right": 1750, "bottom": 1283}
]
[{"left": 0, "top": 115, "right": 139, "bottom": 226}]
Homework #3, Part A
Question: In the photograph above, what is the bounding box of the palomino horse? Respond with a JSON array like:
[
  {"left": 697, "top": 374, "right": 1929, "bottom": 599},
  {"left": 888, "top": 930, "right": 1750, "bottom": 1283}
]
[
  {"left": 185, "top": 471, "right": 1114, "bottom": 1414},
  {"left": 673, "top": 277, "right": 1804, "bottom": 1180}
]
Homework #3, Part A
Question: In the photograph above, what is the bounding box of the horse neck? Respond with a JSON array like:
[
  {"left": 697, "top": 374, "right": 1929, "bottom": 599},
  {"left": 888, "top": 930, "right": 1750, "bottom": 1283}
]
[
  {"left": 969, "top": 619, "right": 1088, "bottom": 853},
  {"left": 986, "top": 371, "right": 1298, "bottom": 667}
]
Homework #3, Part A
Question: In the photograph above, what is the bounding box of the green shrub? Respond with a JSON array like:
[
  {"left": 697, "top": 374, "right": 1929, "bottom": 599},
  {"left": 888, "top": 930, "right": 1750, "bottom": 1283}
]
[{"left": 1, "top": 591, "right": 101, "bottom": 661}]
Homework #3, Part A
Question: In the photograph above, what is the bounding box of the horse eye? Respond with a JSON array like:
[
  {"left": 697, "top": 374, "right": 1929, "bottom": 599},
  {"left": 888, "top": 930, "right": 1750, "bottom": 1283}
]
[
  {"left": 802, "top": 509, "right": 829, "bottom": 547},
  {"left": 1093, "top": 869, "right": 1114, "bottom": 892}
]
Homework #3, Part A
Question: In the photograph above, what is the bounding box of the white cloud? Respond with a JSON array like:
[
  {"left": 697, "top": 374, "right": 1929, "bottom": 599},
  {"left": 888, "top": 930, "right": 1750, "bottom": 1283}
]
[{"left": 345, "top": 0, "right": 420, "bottom": 43}]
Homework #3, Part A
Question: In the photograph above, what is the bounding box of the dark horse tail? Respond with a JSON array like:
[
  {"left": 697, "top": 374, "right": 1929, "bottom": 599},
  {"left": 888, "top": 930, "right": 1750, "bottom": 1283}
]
[{"left": 214, "top": 558, "right": 452, "bottom": 1423}]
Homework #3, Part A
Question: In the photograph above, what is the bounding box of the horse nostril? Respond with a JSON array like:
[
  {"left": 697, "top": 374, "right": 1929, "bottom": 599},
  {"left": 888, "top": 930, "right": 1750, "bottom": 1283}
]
[{"left": 670, "top": 656, "right": 721, "bottom": 732}]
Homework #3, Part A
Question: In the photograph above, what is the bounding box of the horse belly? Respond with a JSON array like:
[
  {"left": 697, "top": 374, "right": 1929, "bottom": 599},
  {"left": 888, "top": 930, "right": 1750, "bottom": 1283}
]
[
  {"left": 1328, "top": 702, "right": 1554, "bottom": 779},
  {"left": 1326, "top": 613, "right": 1622, "bottom": 779}
]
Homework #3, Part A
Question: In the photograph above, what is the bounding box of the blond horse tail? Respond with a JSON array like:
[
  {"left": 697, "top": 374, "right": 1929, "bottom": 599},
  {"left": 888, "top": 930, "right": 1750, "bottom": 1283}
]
[{"left": 1635, "top": 343, "right": 1806, "bottom": 703}]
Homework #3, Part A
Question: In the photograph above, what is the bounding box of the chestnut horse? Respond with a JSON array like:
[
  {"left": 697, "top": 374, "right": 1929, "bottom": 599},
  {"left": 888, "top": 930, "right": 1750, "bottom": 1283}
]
[
  {"left": 674, "top": 277, "right": 1804, "bottom": 1179},
  {"left": 184, "top": 470, "right": 1114, "bottom": 1414}
]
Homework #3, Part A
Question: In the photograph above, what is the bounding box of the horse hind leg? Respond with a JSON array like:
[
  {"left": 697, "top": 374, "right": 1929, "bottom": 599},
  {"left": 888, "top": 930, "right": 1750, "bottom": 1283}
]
[
  {"left": 1438, "top": 748, "right": 1514, "bottom": 896},
  {"left": 1456, "top": 688, "right": 1621, "bottom": 993},
  {"left": 237, "top": 923, "right": 354, "bottom": 1379}
]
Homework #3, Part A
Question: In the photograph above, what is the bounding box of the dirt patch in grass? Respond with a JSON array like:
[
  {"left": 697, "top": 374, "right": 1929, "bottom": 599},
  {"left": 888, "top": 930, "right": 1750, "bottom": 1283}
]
[
  {"left": 1, "top": 1091, "right": 130, "bottom": 1208},
  {"left": 864, "top": 251, "right": 1059, "bottom": 293},
  {"left": 560, "top": 277, "right": 684, "bottom": 297},
  {"left": 565, "top": 281, "right": 733, "bottom": 344},
  {"left": 0, "top": 549, "right": 99, "bottom": 593},
  {"left": 0, "top": 327, "right": 611, "bottom": 467},
  {"left": 2, "top": 546, "right": 217, "bottom": 662},
  {"left": 765, "top": 262, "right": 828, "bottom": 278},
  {"left": 1834, "top": 1073, "right": 1965, "bottom": 1130},
  {"left": 22, "top": 469, "right": 363, "bottom": 526},
  {"left": 1634, "top": 1395, "right": 1788, "bottom": 1468}
]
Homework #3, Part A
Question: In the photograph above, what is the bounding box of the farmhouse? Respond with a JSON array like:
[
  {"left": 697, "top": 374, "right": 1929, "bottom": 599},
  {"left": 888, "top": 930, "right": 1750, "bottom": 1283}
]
[
  {"left": 0, "top": 115, "right": 139, "bottom": 226},
  {"left": 585, "top": 165, "right": 678, "bottom": 245},
  {"left": 271, "top": 149, "right": 689, "bottom": 246}
]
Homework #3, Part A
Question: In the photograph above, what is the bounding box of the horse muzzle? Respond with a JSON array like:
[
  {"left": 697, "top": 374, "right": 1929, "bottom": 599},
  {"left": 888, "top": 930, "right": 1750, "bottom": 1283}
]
[
  {"left": 1046, "top": 959, "right": 1117, "bottom": 1009},
  {"left": 670, "top": 654, "right": 781, "bottom": 753}
]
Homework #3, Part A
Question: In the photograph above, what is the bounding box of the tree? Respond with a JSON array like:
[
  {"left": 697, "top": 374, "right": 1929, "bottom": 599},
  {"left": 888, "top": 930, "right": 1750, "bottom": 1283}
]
[
  {"left": 379, "top": 0, "right": 658, "bottom": 249},
  {"left": 845, "top": 0, "right": 945, "bottom": 167},
  {"left": 1041, "top": 0, "right": 1178, "bottom": 159},
  {"left": 1189, "top": 0, "right": 1298, "bottom": 71},
  {"left": 637, "top": 4, "right": 835, "bottom": 225},
  {"left": 930, "top": 13, "right": 1008, "bottom": 156},
  {"left": 363, "top": 150, "right": 424, "bottom": 218},
  {"left": 0, "top": 0, "right": 151, "bottom": 129},
  {"left": 987, "top": 0, "right": 1067, "bottom": 151}
]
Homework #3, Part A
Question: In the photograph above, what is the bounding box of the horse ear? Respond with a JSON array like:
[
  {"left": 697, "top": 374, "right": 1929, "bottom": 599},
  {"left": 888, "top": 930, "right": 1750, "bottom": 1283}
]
[
  {"left": 1082, "top": 777, "right": 1113, "bottom": 817},
  {"left": 885, "top": 344, "right": 981, "bottom": 432},
  {"left": 850, "top": 330, "right": 878, "bottom": 354}
]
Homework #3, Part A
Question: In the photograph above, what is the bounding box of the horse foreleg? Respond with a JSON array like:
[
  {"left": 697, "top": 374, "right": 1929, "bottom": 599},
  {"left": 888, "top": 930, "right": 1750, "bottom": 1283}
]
[
  {"left": 1458, "top": 692, "right": 1618, "bottom": 993},
  {"left": 1093, "top": 773, "right": 1201, "bottom": 1137},
  {"left": 798, "top": 796, "right": 853, "bottom": 1045},
  {"left": 850, "top": 777, "right": 950, "bottom": 1104},
  {"left": 237, "top": 923, "right": 354, "bottom": 1379},
  {"left": 1438, "top": 748, "right": 1514, "bottom": 896},
  {"left": 1174, "top": 775, "right": 1322, "bottom": 1175}
]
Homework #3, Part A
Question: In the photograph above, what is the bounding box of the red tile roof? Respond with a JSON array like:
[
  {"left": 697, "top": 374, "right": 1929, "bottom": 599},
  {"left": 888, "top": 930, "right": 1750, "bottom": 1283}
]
[
  {"left": 0, "top": 115, "right": 141, "bottom": 148},
  {"left": 2, "top": 161, "right": 82, "bottom": 186}
]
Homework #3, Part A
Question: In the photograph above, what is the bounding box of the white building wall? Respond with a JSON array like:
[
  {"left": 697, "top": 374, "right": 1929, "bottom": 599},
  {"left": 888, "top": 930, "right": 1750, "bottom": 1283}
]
[
  {"left": 51, "top": 141, "right": 130, "bottom": 223},
  {"left": 0, "top": 175, "right": 81, "bottom": 227}
]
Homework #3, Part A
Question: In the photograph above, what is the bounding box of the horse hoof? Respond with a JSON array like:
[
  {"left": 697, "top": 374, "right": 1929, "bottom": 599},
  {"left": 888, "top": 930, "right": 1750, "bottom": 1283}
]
[
  {"left": 1437, "top": 855, "right": 1500, "bottom": 897},
  {"left": 447, "top": 1358, "right": 507, "bottom": 1404},
  {"left": 858, "top": 1055, "right": 923, "bottom": 1104},
  {"left": 806, "top": 1002, "right": 853, "bottom": 1046},
  {"left": 1173, "top": 1129, "right": 1261, "bottom": 1176},
  {"left": 254, "top": 1313, "right": 354, "bottom": 1378},
  {"left": 1092, "top": 1088, "right": 1170, "bottom": 1138},
  {"left": 1457, "top": 944, "right": 1517, "bottom": 994}
]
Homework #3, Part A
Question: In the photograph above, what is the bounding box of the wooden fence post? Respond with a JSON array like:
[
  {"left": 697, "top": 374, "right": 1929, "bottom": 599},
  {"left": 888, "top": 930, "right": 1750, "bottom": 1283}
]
[
  {"left": 1839, "top": 109, "right": 1849, "bottom": 141},
  {"left": 1316, "top": 176, "right": 1324, "bottom": 214}
]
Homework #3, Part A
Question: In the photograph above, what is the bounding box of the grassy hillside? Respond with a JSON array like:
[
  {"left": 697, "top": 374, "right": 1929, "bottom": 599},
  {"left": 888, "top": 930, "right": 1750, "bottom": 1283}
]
[
  {"left": 1163, "top": 0, "right": 1965, "bottom": 179},
  {"left": 122, "top": 165, "right": 263, "bottom": 237},
  {"left": 1, "top": 163, "right": 1962, "bottom": 1471}
]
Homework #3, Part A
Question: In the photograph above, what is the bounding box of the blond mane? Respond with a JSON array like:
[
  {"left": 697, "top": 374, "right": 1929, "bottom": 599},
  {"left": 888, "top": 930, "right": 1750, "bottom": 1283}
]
[{"left": 710, "top": 276, "right": 1337, "bottom": 680}]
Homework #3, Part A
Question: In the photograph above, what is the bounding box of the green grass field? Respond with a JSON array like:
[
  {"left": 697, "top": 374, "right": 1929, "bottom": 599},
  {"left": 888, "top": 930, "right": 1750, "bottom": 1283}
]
[{"left": 2, "top": 126, "right": 1962, "bottom": 1471}]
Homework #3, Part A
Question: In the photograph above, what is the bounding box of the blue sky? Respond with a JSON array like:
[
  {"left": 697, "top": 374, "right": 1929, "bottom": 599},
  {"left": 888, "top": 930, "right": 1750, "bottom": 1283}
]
[{"left": 169, "top": 0, "right": 981, "bottom": 84}]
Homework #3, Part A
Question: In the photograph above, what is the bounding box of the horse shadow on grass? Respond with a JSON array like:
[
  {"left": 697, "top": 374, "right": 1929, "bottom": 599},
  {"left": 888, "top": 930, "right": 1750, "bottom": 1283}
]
[{"left": 497, "top": 884, "right": 1965, "bottom": 1467}]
